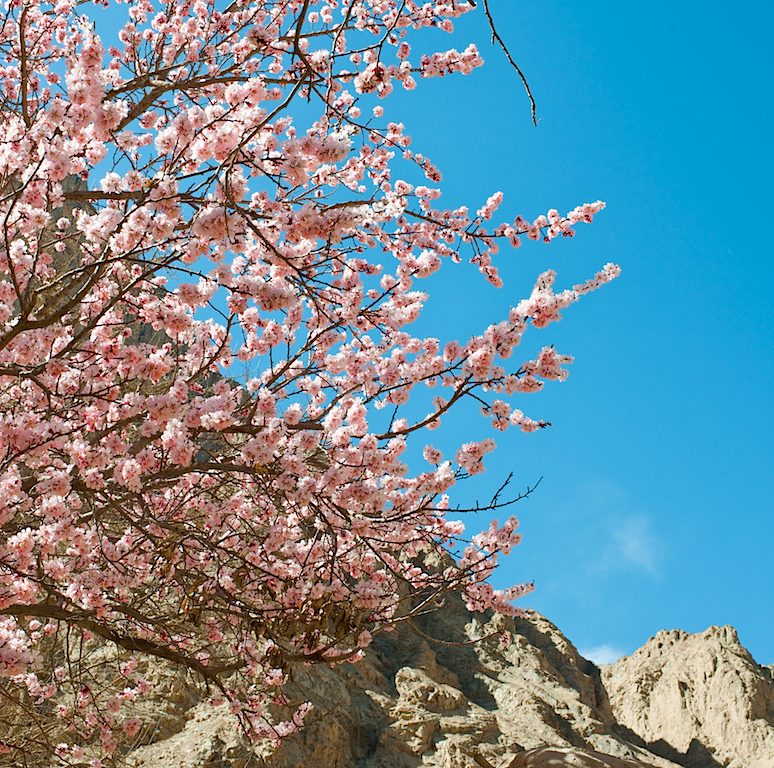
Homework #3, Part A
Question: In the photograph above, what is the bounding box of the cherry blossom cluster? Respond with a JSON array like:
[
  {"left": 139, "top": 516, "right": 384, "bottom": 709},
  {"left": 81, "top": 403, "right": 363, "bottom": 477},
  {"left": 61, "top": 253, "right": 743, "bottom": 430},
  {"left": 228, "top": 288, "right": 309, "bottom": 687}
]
[{"left": 0, "top": 0, "right": 618, "bottom": 762}]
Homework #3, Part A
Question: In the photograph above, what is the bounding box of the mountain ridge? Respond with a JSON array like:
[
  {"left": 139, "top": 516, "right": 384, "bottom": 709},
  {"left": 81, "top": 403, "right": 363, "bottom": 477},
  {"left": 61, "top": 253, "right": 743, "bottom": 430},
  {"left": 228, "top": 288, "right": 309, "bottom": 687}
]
[{"left": 124, "top": 594, "right": 773, "bottom": 768}]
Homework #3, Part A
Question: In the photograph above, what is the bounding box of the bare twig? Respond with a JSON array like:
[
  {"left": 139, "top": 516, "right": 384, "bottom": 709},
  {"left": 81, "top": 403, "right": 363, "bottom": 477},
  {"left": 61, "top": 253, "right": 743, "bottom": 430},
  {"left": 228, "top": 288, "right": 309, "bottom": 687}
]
[{"left": 482, "top": 0, "right": 537, "bottom": 125}]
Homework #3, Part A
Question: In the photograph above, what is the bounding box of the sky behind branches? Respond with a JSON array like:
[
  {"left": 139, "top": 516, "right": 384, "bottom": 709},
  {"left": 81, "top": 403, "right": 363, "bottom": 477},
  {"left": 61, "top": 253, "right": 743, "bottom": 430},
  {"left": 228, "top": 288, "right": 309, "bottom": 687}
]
[
  {"left": 89, "top": 0, "right": 772, "bottom": 664},
  {"left": 388, "top": 0, "right": 773, "bottom": 664}
]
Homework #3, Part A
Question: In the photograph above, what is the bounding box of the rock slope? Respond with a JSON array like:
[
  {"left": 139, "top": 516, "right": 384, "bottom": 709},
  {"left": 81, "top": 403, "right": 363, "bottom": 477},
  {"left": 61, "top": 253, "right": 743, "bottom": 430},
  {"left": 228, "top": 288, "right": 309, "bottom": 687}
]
[
  {"left": 603, "top": 626, "right": 774, "bottom": 768},
  {"left": 124, "top": 593, "right": 774, "bottom": 768}
]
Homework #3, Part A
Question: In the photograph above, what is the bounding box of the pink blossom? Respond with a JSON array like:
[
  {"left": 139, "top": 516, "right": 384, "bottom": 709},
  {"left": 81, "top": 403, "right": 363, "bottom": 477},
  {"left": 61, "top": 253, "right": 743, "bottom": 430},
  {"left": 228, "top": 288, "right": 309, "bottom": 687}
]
[{"left": 0, "top": 1, "right": 619, "bottom": 760}]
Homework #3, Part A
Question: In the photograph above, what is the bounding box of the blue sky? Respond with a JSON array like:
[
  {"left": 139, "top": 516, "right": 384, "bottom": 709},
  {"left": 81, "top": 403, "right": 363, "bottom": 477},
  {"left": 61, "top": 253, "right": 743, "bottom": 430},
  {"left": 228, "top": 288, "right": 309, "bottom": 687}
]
[
  {"left": 87, "top": 1, "right": 772, "bottom": 663},
  {"left": 384, "top": 0, "right": 773, "bottom": 664}
]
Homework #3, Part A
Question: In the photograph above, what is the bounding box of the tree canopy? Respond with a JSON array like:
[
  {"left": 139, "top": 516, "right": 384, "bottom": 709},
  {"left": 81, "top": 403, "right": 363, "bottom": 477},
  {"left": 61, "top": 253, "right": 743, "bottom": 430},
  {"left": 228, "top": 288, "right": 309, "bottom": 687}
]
[{"left": 0, "top": 0, "right": 618, "bottom": 763}]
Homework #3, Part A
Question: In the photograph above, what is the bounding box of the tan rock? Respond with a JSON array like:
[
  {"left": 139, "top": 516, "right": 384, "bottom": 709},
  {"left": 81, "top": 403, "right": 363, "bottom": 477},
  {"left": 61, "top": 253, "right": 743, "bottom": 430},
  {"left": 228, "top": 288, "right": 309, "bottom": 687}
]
[
  {"left": 602, "top": 625, "right": 774, "bottom": 768},
  {"left": 118, "top": 598, "right": 773, "bottom": 768}
]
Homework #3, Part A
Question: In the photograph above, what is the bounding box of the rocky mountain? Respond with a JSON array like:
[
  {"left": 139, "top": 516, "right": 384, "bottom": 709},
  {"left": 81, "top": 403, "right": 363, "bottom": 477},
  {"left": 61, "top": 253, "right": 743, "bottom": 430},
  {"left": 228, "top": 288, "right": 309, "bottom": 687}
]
[
  {"left": 122, "top": 591, "right": 774, "bottom": 768},
  {"left": 603, "top": 626, "right": 774, "bottom": 768}
]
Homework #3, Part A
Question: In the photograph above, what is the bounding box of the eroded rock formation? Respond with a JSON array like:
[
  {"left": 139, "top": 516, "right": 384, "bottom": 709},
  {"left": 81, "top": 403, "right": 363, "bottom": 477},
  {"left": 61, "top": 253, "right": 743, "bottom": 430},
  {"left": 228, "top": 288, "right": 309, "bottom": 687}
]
[
  {"left": 603, "top": 626, "right": 774, "bottom": 768},
  {"left": 123, "top": 593, "right": 773, "bottom": 768}
]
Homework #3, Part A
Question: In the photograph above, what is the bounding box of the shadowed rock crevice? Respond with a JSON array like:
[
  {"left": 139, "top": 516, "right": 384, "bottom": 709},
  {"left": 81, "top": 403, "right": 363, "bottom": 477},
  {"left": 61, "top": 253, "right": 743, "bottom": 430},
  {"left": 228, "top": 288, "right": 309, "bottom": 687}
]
[{"left": 608, "top": 724, "right": 724, "bottom": 768}]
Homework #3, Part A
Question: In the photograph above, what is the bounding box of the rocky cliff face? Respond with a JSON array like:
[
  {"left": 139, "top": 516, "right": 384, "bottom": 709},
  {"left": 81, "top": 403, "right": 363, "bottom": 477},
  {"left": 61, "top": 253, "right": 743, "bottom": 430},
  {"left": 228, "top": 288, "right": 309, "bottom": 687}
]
[
  {"left": 603, "top": 626, "right": 774, "bottom": 768},
  {"left": 125, "top": 596, "right": 773, "bottom": 768}
]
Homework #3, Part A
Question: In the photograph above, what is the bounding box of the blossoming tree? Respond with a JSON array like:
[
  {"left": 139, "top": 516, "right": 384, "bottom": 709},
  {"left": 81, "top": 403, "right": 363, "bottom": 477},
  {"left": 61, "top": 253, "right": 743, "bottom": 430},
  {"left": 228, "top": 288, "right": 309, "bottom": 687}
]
[{"left": 0, "top": 0, "right": 619, "bottom": 762}]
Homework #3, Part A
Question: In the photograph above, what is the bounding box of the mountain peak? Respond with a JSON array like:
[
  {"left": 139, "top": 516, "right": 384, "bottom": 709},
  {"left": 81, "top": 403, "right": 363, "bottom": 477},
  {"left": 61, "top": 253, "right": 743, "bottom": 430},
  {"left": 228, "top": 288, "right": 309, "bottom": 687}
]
[{"left": 126, "top": 605, "right": 773, "bottom": 768}]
